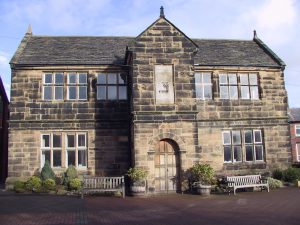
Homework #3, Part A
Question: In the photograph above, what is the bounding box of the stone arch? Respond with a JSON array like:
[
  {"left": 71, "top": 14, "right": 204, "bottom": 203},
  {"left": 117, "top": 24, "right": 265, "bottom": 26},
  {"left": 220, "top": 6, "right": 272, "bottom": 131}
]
[{"left": 148, "top": 132, "right": 186, "bottom": 153}]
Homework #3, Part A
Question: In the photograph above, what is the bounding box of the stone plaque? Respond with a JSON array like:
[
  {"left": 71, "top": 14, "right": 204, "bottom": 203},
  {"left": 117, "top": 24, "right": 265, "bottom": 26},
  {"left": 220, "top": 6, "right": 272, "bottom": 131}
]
[{"left": 155, "top": 65, "right": 174, "bottom": 104}]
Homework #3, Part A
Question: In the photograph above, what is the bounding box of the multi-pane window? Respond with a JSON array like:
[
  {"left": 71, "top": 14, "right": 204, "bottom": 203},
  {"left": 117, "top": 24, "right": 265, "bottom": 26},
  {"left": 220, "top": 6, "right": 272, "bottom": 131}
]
[
  {"left": 219, "top": 73, "right": 259, "bottom": 100},
  {"left": 296, "top": 143, "right": 300, "bottom": 162},
  {"left": 66, "top": 133, "right": 87, "bottom": 167},
  {"left": 295, "top": 125, "right": 300, "bottom": 137},
  {"left": 240, "top": 73, "right": 259, "bottom": 99},
  {"left": 67, "top": 73, "right": 87, "bottom": 100},
  {"left": 222, "top": 129, "right": 264, "bottom": 163},
  {"left": 219, "top": 73, "right": 238, "bottom": 99},
  {"left": 97, "top": 73, "right": 127, "bottom": 100},
  {"left": 41, "top": 133, "right": 87, "bottom": 168},
  {"left": 195, "top": 73, "right": 212, "bottom": 100},
  {"left": 41, "top": 134, "right": 62, "bottom": 168},
  {"left": 43, "top": 73, "right": 64, "bottom": 100}
]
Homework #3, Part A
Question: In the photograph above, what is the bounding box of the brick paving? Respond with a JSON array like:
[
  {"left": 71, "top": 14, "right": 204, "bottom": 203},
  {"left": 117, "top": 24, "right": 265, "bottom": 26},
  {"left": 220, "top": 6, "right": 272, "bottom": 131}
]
[{"left": 0, "top": 187, "right": 300, "bottom": 225}]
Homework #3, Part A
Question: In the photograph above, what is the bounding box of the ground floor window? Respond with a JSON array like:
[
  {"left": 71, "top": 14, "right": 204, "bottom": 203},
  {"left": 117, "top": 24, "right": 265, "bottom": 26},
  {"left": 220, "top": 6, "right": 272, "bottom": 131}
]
[
  {"left": 222, "top": 129, "right": 264, "bottom": 163},
  {"left": 41, "top": 132, "right": 87, "bottom": 168}
]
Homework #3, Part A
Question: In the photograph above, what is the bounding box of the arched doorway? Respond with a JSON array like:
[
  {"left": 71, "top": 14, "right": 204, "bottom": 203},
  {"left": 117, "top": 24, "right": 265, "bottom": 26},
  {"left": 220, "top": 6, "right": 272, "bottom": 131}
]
[{"left": 154, "top": 139, "right": 180, "bottom": 193}]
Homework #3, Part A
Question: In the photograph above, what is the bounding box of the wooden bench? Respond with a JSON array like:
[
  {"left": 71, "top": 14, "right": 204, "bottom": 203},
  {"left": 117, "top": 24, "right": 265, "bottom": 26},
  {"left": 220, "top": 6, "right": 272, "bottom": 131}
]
[
  {"left": 81, "top": 176, "right": 125, "bottom": 199},
  {"left": 226, "top": 175, "right": 269, "bottom": 195}
]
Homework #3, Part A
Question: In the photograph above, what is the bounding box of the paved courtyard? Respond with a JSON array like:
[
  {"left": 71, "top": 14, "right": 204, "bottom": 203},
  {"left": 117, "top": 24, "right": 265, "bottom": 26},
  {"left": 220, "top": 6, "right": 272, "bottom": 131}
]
[{"left": 0, "top": 187, "right": 300, "bottom": 225}]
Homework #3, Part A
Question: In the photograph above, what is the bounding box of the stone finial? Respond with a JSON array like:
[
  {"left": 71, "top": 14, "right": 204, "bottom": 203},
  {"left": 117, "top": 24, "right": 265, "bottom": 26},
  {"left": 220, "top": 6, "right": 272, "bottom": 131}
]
[
  {"left": 253, "top": 30, "right": 257, "bottom": 39},
  {"left": 26, "top": 24, "right": 32, "bottom": 35},
  {"left": 160, "top": 6, "right": 165, "bottom": 18}
]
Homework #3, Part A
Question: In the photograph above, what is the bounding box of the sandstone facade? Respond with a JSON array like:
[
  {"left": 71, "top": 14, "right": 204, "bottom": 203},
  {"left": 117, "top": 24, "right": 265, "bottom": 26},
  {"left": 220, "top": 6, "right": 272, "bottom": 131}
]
[{"left": 8, "top": 9, "right": 290, "bottom": 193}]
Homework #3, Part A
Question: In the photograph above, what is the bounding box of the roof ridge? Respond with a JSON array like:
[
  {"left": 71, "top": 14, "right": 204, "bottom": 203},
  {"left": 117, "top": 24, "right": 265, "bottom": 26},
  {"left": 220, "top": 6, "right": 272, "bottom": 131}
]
[
  {"left": 192, "top": 38, "right": 253, "bottom": 42},
  {"left": 30, "top": 35, "right": 135, "bottom": 38}
]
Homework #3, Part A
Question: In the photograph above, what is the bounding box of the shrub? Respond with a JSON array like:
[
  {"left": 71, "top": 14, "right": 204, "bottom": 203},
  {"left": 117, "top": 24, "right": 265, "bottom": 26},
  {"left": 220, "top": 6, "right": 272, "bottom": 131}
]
[
  {"left": 189, "top": 163, "right": 214, "bottom": 185},
  {"left": 283, "top": 167, "right": 300, "bottom": 183},
  {"left": 126, "top": 167, "right": 148, "bottom": 183},
  {"left": 272, "top": 169, "right": 284, "bottom": 180},
  {"left": 267, "top": 177, "right": 283, "bottom": 189},
  {"left": 41, "top": 161, "right": 55, "bottom": 181},
  {"left": 63, "top": 165, "right": 78, "bottom": 186},
  {"left": 14, "top": 180, "right": 26, "bottom": 193},
  {"left": 25, "top": 176, "right": 42, "bottom": 191},
  {"left": 69, "top": 178, "right": 82, "bottom": 191},
  {"left": 43, "top": 178, "right": 56, "bottom": 191}
]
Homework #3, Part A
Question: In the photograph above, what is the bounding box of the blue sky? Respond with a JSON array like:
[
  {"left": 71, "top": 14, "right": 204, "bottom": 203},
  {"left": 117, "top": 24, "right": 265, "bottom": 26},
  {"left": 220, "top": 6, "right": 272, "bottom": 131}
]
[{"left": 0, "top": 0, "right": 299, "bottom": 107}]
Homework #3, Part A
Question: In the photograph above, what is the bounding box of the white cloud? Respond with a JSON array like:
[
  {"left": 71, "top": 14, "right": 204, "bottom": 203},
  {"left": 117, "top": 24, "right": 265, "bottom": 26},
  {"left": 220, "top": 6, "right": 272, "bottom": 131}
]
[{"left": 232, "top": 0, "right": 297, "bottom": 45}]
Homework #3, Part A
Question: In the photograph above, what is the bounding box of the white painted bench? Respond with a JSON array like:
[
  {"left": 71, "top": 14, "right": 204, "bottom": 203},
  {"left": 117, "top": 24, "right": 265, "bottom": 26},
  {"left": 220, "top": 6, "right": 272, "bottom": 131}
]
[
  {"left": 81, "top": 176, "right": 125, "bottom": 199},
  {"left": 226, "top": 175, "right": 269, "bottom": 195}
]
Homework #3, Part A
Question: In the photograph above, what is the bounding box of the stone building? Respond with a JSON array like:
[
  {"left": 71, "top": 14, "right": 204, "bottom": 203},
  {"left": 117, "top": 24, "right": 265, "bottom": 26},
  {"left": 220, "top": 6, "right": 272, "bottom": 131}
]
[
  {"left": 288, "top": 108, "right": 300, "bottom": 165},
  {"left": 7, "top": 8, "right": 290, "bottom": 192}
]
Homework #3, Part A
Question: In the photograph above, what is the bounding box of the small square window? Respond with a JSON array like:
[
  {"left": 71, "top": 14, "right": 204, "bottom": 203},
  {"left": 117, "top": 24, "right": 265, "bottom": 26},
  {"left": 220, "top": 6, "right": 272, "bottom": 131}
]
[
  {"left": 79, "top": 73, "right": 87, "bottom": 84},
  {"left": 78, "top": 134, "right": 86, "bottom": 147},
  {"left": 78, "top": 86, "right": 87, "bottom": 100},
  {"left": 97, "top": 74, "right": 106, "bottom": 84},
  {"left": 118, "top": 74, "right": 126, "bottom": 84},
  {"left": 107, "top": 74, "right": 117, "bottom": 84},
  {"left": 107, "top": 86, "right": 117, "bottom": 99},
  {"left": 67, "top": 135, "right": 75, "bottom": 148},
  {"left": 44, "top": 87, "right": 52, "bottom": 100},
  {"left": 53, "top": 134, "right": 61, "bottom": 148},
  {"left": 55, "top": 73, "right": 64, "bottom": 84},
  {"left": 68, "top": 87, "right": 77, "bottom": 100},
  {"left": 223, "top": 132, "right": 231, "bottom": 145},
  {"left": 42, "top": 135, "right": 50, "bottom": 148},
  {"left": 67, "top": 151, "right": 76, "bottom": 166},
  {"left": 249, "top": 74, "right": 258, "bottom": 85},
  {"left": 219, "top": 74, "right": 228, "bottom": 84},
  {"left": 55, "top": 87, "right": 63, "bottom": 100}
]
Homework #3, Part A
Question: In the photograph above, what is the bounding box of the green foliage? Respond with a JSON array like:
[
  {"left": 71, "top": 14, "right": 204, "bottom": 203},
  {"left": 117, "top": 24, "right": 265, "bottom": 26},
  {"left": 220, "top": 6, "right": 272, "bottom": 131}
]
[
  {"left": 40, "top": 161, "right": 55, "bottom": 181},
  {"left": 267, "top": 177, "right": 283, "bottom": 189},
  {"left": 69, "top": 178, "right": 82, "bottom": 191},
  {"left": 14, "top": 180, "right": 26, "bottom": 193},
  {"left": 43, "top": 178, "right": 56, "bottom": 191},
  {"left": 190, "top": 163, "right": 215, "bottom": 185},
  {"left": 25, "top": 176, "right": 42, "bottom": 191},
  {"left": 126, "top": 167, "right": 148, "bottom": 182},
  {"left": 272, "top": 169, "right": 284, "bottom": 180},
  {"left": 63, "top": 165, "right": 78, "bottom": 186},
  {"left": 283, "top": 167, "right": 300, "bottom": 183}
]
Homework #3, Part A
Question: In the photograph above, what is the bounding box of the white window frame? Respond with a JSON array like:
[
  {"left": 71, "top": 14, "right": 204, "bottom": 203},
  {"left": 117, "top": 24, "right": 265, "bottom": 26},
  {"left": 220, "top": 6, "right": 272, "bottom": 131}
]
[
  {"left": 295, "top": 125, "right": 300, "bottom": 137},
  {"left": 42, "top": 73, "right": 64, "bottom": 101},
  {"left": 223, "top": 129, "right": 264, "bottom": 163},
  {"left": 40, "top": 132, "right": 87, "bottom": 169},
  {"left": 296, "top": 143, "right": 300, "bottom": 162},
  {"left": 195, "top": 72, "right": 212, "bottom": 100},
  {"left": 67, "top": 73, "right": 88, "bottom": 100},
  {"left": 65, "top": 133, "right": 87, "bottom": 168},
  {"left": 40, "top": 133, "right": 62, "bottom": 168}
]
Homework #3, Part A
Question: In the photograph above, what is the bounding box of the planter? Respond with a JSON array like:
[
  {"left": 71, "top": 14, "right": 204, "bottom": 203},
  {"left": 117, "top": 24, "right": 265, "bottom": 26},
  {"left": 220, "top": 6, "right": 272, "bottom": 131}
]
[
  {"left": 130, "top": 180, "right": 147, "bottom": 197},
  {"left": 196, "top": 184, "right": 212, "bottom": 196}
]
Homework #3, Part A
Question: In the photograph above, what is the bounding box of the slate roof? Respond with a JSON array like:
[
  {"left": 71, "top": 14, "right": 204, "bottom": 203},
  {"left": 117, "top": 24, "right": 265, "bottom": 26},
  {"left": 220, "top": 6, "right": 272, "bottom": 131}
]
[
  {"left": 11, "top": 35, "right": 283, "bottom": 68},
  {"left": 193, "top": 39, "right": 283, "bottom": 67},
  {"left": 11, "top": 36, "right": 134, "bottom": 66},
  {"left": 288, "top": 108, "right": 300, "bottom": 122}
]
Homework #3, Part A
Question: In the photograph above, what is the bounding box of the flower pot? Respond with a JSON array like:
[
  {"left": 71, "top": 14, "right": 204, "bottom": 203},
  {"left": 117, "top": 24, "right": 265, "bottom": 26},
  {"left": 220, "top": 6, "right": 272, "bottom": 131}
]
[
  {"left": 130, "top": 180, "right": 147, "bottom": 197},
  {"left": 196, "top": 184, "right": 211, "bottom": 196}
]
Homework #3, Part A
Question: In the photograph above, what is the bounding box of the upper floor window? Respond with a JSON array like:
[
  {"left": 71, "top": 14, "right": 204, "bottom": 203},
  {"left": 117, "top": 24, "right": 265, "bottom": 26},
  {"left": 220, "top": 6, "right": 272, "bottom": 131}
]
[
  {"left": 67, "top": 73, "right": 87, "bottom": 100},
  {"left": 222, "top": 129, "right": 264, "bottom": 163},
  {"left": 43, "top": 73, "right": 64, "bottom": 100},
  {"left": 296, "top": 125, "right": 300, "bottom": 137},
  {"left": 97, "top": 73, "right": 127, "bottom": 100},
  {"left": 195, "top": 73, "right": 212, "bottom": 100},
  {"left": 219, "top": 73, "right": 259, "bottom": 100}
]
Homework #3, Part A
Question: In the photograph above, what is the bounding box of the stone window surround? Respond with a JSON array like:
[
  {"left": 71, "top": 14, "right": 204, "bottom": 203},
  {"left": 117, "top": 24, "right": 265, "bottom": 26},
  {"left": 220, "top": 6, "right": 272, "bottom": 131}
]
[
  {"left": 219, "top": 72, "right": 259, "bottom": 100},
  {"left": 40, "top": 132, "right": 87, "bottom": 169},
  {"left": 222, "top": 129, "right": 264, "bottom": 164},
  {"left": 295, "top": 125, "right": 300, "bottom": 137},
  {"left": 42, "top": 72, "right": 88, "bottom": 101}
]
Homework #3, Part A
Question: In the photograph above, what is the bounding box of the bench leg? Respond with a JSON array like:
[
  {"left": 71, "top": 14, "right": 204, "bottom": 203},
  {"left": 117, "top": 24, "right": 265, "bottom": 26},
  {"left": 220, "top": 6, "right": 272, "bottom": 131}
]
[{"left": 233, "top": 188, "right": 236, "bottom": 195}]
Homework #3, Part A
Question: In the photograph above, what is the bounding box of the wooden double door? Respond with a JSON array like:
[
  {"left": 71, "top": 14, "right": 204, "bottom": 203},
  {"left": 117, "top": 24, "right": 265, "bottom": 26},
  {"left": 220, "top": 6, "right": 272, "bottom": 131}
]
[{"left": 154, "top": 140, "right": 180, "bottom": 193}]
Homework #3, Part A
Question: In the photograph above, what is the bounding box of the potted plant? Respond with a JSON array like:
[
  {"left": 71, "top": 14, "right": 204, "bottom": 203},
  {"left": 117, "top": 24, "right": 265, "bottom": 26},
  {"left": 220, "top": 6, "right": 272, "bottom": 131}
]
[
  {"left": 190, "top": 163, "right": 215, "bottom": 196},
  {"left": 126, "top": 167, "right": 148, "bottom": 196}
]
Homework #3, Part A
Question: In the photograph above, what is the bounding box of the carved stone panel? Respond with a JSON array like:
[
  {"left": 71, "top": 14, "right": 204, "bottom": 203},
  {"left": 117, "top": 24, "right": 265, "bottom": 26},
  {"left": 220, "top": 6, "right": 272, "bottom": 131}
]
[{"left": 155, "top": 65, "right": 174, "bottom": 104}]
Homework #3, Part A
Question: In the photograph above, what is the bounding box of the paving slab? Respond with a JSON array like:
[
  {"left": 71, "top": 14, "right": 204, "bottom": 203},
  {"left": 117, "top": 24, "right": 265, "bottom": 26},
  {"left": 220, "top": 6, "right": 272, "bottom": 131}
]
[{"left": 0, "top": 187, "right": 300, "bottom": 225}]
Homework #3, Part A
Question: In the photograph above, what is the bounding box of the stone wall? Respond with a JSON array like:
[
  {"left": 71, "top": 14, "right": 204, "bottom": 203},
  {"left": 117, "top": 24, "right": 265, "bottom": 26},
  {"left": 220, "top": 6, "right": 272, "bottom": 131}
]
[{"left": 8, "top": 66, "right": 130, "bottom": 182}]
